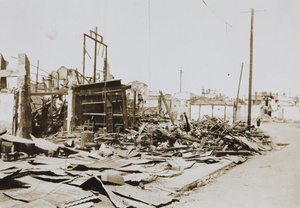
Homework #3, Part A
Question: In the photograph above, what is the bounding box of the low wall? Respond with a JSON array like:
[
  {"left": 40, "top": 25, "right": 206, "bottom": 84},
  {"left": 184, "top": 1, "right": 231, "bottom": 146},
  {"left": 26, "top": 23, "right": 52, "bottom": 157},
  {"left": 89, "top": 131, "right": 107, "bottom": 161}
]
[
  {"left": 191, "top": 105, "right": 234, "bottom": 122},
  {"left": 279, "top": 106, "right": 300, "bottom": 121}
]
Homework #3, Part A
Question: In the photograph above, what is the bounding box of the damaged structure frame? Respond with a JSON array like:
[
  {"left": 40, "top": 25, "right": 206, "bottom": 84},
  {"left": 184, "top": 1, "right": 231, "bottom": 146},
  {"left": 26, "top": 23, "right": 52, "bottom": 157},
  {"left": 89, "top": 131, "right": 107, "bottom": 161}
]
[{"left": 0, "top": 53, "right": 130, "bottom": 139}]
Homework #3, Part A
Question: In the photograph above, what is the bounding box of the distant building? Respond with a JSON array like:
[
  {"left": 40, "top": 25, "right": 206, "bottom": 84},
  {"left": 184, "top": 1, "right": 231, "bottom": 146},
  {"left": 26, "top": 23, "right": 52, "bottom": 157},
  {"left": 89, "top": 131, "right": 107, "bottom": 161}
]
[
  {"left": 201, "top": 88, "right": 221, "bottom": 99},
  {"left": 32, "top": 66, "right": 85, "bottom": 91},
  {"left": 171, "top": 91, "right": 196, "bottom": 119}
]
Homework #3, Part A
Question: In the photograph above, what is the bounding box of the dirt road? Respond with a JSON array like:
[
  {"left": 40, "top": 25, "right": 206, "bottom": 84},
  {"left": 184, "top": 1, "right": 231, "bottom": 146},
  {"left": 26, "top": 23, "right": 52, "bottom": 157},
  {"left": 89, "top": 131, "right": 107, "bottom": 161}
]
[{"left": 170, "top": 122, "right": 300, "bottom": 208}]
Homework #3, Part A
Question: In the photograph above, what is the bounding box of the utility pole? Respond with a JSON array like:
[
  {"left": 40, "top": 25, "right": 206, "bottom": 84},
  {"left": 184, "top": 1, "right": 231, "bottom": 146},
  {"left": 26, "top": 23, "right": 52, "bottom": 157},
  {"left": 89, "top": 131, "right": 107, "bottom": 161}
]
[
  {"left": 35, "top": 60, "right": 39, "bottom": 92},
  {"left": 248, "top": 8, "right": 254, "bottom": 126},
  {"left": 180, "top": 67, "right": 182, "bottom": 93}
]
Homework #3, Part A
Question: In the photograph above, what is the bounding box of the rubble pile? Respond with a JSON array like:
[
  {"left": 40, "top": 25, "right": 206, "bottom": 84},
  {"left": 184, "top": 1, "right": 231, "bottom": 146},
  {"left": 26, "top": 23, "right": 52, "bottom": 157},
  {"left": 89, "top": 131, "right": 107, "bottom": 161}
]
[{"left": 0, "top": 116, "right": 277, "bottom": 208}]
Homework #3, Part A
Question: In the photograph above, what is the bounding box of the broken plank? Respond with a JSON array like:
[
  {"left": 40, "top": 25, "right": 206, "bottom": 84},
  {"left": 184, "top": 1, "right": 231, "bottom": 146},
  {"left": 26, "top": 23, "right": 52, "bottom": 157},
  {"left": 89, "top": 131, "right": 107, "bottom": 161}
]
[
  {"left": 159, "top": 90, "right": 174, "bottom": 125},
  {"left": 198, "top": 137, "right": 208, "bottom": 149},
  {"left": 1, "top": 134, "right": 34, "bottom": 144},
  {"left": 232, "top": 136, "right": 261, "bottom": 152},
  {"left": 0, "top": 128, "right": 7, "bottom": 136},
  {"left": 198, "top": 131, "right": 226, "bottom": 137},
  {"left": 212, "top": 150, "right": 253, "bottom": 157}
]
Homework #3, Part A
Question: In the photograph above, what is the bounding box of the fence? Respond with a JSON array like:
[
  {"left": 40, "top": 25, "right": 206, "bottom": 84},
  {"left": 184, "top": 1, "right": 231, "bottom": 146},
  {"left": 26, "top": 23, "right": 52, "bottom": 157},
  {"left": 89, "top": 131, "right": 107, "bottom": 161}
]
[{"left": 190, "top": 104, "right": 300, "bottom": 123}]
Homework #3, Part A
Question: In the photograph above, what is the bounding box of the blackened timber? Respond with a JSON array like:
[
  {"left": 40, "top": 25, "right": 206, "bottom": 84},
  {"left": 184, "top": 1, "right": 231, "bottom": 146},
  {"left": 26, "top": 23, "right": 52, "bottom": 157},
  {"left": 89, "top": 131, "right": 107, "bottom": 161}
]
[
  {"left": 213, "top": 150, "right": 253, "bottom": 157},
  {"left": 75, "top": 79, "right": 126, "bottom": 132},
  {"left": 183, "top": 112, "right": 191, "bottom": 132},
  {"left": 121, "top": 86, "right": 128, "bottom": 129}
]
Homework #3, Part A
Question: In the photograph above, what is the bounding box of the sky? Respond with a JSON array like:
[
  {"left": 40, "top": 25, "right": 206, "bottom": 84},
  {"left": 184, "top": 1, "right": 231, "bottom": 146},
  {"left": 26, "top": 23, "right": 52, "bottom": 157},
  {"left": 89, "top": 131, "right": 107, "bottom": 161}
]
[{"left": 0, "top": 0, "right": 299, "bottom": 98}]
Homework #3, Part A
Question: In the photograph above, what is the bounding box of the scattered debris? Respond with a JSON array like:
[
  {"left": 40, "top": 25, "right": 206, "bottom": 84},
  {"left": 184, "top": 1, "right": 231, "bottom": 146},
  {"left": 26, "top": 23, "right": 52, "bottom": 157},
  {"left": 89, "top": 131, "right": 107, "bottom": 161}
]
[{"left": 0, "top": 115, "right": 276, "bottom": 207}]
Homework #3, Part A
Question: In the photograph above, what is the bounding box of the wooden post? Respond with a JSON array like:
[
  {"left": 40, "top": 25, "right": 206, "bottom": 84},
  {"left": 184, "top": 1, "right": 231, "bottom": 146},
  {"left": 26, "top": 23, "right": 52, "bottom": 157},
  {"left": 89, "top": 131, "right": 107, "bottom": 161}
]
[
  {"left": 17, "top": 54, "right": 32, "bottom": 139},
  {"left": 103, "top": 46, "right": 108, "bottom": 81},
  {"left": 93, "top": 26, "right": 98, "bottom": 83},
  {"left": 212, "top": 104, "right": 214, "bottom": 117},
  {"left": 199, "top": 104, "right": 201, "bottom": 121},
  {"left": 158, "top": 95, "right": 162, "bottom": 115},
  {"left": 233, "top": 101, "right": 236, "bottom": 123},
  {"left": 159, "top": 90, "right": 174, "bottom": 125},
  {"left": 35, "top": 60, "right": 39, "bottom": 92},
  {"left": 67, "top": 88, "right": 76, "bottom": 132},
  {"left": 57, "top": 71, "right": 60, "bottom": 89},
  {"left": 121, "top": 86, "right": 128, "bottom": 129},
  {"left": 234, "top": 62, "right": 244, "bottom": 123},
  {"left": 133, "top": 90, "right": 136, "bottom": 125},
  {"left": 83, "top": 34, "right": 86, "bottom": 84}
]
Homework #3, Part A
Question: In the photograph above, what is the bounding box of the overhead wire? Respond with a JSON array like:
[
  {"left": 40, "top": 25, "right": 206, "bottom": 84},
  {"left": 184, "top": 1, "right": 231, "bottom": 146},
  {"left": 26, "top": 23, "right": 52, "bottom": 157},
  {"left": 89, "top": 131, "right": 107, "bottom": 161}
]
[
  {"left": 30, "top": 73, "right": 48, "bottom": 77},
  {"left": 11, "top": 56, "right": 50, "bottom": 75},
  {"left": 201, "top": 0, "right": 232, "bottom": 29},
  {"left": 201, "top": 1, "right": 267, "bottom": 42}
]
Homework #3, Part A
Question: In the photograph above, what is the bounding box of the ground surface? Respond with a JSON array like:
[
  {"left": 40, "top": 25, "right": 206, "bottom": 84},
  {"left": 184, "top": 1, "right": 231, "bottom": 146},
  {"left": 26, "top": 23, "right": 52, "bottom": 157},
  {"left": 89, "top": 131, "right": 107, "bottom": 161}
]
[{"left": 169, "top": 122, "right": 300, "bottom": 208}]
